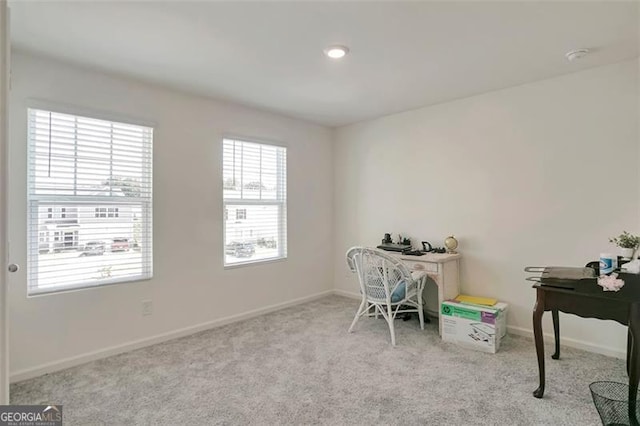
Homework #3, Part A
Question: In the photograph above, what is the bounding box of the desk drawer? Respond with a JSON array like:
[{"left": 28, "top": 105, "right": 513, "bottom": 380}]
[{"left": 407, "top": 262, "right": 439, "bottom": 273}]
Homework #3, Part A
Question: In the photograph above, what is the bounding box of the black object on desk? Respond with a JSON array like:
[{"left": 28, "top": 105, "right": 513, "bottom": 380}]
[
  {"left": 531, "top": 272, "right": 640, "bottom": 426},
  {"left": 525, "top": 266, "right": 597, "bottom": 290},
  {"left": 377, "top": 243, "right": 412, "bottom": 253},
  {"left": 420, "top": 241, "right": 446, "bottom": 254}
]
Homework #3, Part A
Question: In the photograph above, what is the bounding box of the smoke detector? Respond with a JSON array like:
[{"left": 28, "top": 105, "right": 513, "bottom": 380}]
[{"left": 565, "top": 49, "right": 590, "bottom": 62}]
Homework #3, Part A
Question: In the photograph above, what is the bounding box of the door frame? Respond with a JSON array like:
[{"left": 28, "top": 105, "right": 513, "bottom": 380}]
[{"left": 0, "top": 0, "right": 10, "bottom": 405}]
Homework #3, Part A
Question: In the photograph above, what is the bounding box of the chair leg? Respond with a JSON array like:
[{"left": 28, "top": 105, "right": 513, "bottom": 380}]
[
  {"left": 349, "top": 298, "right": 366, "bottom": 333},
  {"left": 417, "top": 283, "right": 425, "bottom": 330},
  {"left": 386, "top": 303, "right": 396, "bottom": 346}
]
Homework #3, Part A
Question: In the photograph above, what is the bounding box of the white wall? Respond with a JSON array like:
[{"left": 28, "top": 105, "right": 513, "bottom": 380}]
[
  {"left": 334, "top": 59, "right": 640, "bottom": 357},
  {"left": 8, "top": 51, "right": 333, "bottom": 378}
]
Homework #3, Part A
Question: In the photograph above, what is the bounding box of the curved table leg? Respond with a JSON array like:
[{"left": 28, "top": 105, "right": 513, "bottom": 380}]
[
  {"left": 629, "top": 302, "right": 640, "bottom": 426},
  {"left": 533, "top": 289, "right": 546, "bottom": 398},
  {"left": 551, "top": 309, "right": 560, "bottom": 360},
  {"left": 628, "top": 328, "right": 633, "bottom": 377}
]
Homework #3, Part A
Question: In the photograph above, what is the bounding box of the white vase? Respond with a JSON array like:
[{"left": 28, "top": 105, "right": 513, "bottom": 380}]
[{"left": 621, "top": 248, "right": 635, "bottom": 259}]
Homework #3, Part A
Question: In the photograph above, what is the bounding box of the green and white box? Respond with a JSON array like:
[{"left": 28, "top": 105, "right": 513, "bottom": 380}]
[{"left": 441, "top": 300, "right": 508, "bottom": 354}]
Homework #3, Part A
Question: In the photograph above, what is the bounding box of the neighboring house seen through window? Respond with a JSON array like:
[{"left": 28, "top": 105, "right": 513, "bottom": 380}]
[
  {"left": 27, "top": 108, "right": 153, "bottom": 294},
  {"left": 94, "top": 207, "right": 119, "bottom": 218},
  {"left": 223, "top": 138, "right": 287, "bottom": 266}
]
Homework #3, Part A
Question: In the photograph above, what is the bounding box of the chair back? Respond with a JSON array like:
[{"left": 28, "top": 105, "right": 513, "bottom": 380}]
[{"left": 346, "top": 247, "right": 413, "bottom": 303}]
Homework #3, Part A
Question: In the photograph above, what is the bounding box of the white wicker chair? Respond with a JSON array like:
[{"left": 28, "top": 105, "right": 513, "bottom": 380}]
[{"left": 346, "top": 247, "right": 427, "bottom": 346}]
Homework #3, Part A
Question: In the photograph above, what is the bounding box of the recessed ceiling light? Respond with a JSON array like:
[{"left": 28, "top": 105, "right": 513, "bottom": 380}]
[
  {"left": 565, "top": 49, "right": 590, "bottom": 62},
  {"left": 324, "top": 45, "right": 349, "bottom": 59}
]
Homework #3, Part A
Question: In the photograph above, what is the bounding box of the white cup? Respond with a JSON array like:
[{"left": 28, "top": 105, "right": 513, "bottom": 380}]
[{"left": 600, "top": 253, "right": 618, "bottom": 275}]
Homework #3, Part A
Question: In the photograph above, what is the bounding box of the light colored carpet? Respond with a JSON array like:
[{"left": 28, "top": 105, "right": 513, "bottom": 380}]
[{"left": 11, "top": 295, "right": 625, "bottom": 425}]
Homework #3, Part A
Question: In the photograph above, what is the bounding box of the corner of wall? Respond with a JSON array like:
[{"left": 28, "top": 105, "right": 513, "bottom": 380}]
[{"left": 330, "top": 126, "right": 338, "bottom": 292}]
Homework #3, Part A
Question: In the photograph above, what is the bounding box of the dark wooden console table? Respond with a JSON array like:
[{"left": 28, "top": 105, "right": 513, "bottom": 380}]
[{"left": 532, "top": 273, "right": 640, "bottom": 425}]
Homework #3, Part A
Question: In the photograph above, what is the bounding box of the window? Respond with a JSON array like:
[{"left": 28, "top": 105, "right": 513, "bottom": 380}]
[
  {"left": 27, "top": 108, "right": 153, "bottom": 295},
  {"left": 223, "top": 138, "right": 286, "bottom": 266}
]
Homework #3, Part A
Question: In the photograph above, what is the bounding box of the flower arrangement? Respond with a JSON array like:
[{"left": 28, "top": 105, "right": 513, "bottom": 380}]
[
  {"left": 609, "top": 231, "right": 640, "bottom": 249},
  {"left": 598, "top": 273, "right": 625, "bottom": 292}
]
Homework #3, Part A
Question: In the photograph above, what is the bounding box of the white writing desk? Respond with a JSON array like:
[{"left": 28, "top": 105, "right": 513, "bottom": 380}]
[{"left": 390, "top": 252, "right": 461, "bottom": 335}]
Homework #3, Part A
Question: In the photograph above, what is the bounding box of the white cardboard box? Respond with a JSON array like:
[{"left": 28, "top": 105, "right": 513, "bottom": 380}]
[{"left": 441, "top": 300, "right": 509, "bottom": 354}]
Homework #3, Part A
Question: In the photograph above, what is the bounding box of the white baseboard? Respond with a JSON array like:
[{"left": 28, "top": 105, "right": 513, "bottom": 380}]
[
  {"left": 12, "top": 290, "right": 626, "bottom": 383},
  {"left": 507, "top": 325, "right": 626, "bottom": 360},
  {"left": 332, "top": 289, "right": 360, "bottom": 300},
  {"left": 332, "top": 291, "right": 626, "bottom": 359},
  {"left": 10, "top": 289, "right": 334, "bottom": 383}
]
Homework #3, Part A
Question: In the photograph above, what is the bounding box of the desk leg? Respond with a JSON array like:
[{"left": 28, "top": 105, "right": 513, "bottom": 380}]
[
  {"left": 629, "top": 329, "right": 633, "bottom": 377},
  {"left": 551, "top": 309, "right": 560, "bottom": 360},
  {"left": 437, "top": 276, "right": 445, "bottom": 337},
  {"left": 533, "top": 289, "right": 545, "bottom": 398},
  {"left": 629, "top": 303, "right": 640, "bottom": 426}
]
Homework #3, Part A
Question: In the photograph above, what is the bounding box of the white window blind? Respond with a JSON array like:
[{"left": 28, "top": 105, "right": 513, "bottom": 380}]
[
  {"left": 27, "top": 108, "right": 153, "bottom": 295},
  {"left": 223, "top": 138, "right": 287, "bottom": 266}
]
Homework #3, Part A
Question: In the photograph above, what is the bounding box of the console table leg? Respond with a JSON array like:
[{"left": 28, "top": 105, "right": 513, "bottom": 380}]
[
  {"left": 629, "top": 329, "right": 633, "bottom": 377},
  {"left": 551, "top": 309, "right": 560, "bottom": 360},
  {"left": 533, "top": 290, "right": 545, "bottom": 398},
  {"left": 629, "top": 303, "right": 640, "bottom": 426}
]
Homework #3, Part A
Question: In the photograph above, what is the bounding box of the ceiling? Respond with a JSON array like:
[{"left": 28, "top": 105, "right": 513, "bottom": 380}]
[{"left": 9, "top": 1, "right": 640, "bottom": 127}]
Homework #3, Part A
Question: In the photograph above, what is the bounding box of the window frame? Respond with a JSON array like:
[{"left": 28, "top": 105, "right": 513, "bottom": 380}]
[
  {"left": 222, "top": 137, "right": 287, "bottom": 268},
  {"left": 26, "top": 106, "right": 154, "bottom": 295}
]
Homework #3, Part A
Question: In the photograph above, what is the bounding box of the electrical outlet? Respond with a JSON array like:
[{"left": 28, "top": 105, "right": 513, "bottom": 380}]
[{"left": 142, "top": 299, "right": 153, "bottom": 316}]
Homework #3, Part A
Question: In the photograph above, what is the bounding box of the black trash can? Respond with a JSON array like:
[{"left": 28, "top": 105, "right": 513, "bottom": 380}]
[{"left": 590, "top": 381, "right": 640, "bottom": 426}]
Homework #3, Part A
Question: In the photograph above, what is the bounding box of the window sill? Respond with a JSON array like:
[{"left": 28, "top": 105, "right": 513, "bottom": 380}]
[
  {"left": 224, "top": 256, "right": 287, "bottom": 270},
  {"left": 27, "top": 275, "right": 152, "bottom": 297}
]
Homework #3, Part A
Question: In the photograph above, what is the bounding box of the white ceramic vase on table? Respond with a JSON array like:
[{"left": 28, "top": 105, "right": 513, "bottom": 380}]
[{"left": 621, "top": 247, "right": 636, "bottom": 260}]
